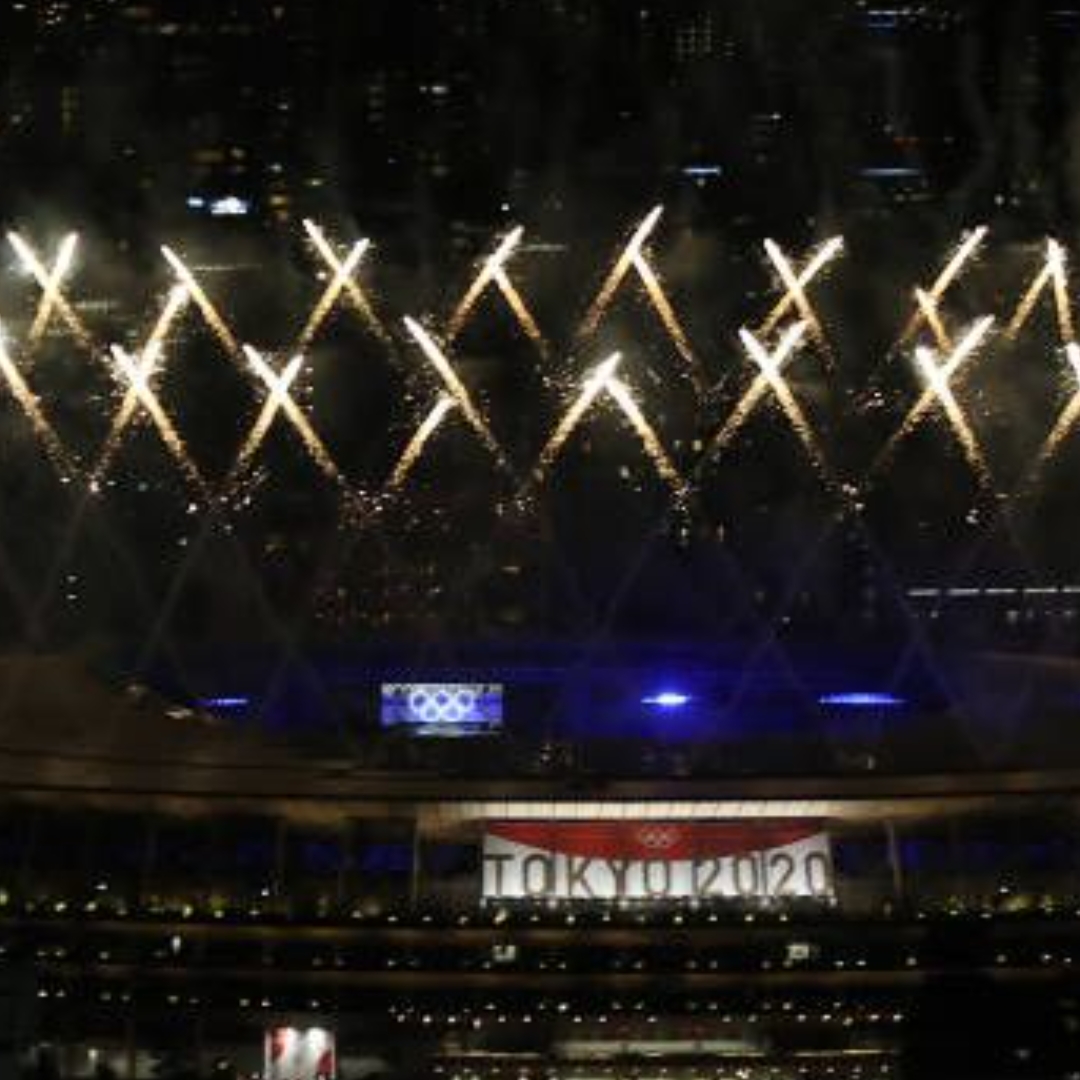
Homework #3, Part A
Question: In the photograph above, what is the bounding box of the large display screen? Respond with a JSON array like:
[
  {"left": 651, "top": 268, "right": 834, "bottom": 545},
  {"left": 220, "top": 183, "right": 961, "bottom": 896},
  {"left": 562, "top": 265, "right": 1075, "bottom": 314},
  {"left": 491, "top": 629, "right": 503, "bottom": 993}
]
[
  {"left": 380, "top": 682, "right": 503, "bottom": 736},
  {"left": 265, "top": 1027, "right": 335, "bottom": 1080},
  {"left": 483, "top": 820, "right": 833, "bottom": 901}
]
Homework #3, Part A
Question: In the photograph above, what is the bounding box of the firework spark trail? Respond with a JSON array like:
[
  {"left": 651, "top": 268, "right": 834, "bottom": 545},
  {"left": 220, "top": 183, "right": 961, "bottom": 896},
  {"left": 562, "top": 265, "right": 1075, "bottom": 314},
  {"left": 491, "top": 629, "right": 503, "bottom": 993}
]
[
  {"left": 533, "top": 353, "right": 622, "bottom": 483},
  {"left": 444, "top": 227, "right": 549, "bottom": 359},
  {"left": 912, "top": 344, "right": 990, "bottom": 481},
  {"left": 760, "top": 236, "right": 842, "bottom": 336},
  {"left": 578, "top": 206, "right": 704, "bottom": 391},
  {"left": 704, "top": 321, "right": 808, "bottom": 458},
  {"left": 295, "top": 233, "right": 371, "bottom": 353},
  {"left": 529, "top": 353, "right": 684, "bottom": 495},
  {"left": 758, "top": 238, "right": 843, "bottom": 363},
  {"left": 898, "top": 225, "right": 988, "bottom": 346},
  {"left": 604, "top": 375, "right": 687, "bottom": 496},
  {"left": 631, "top": 252, "right": 702, "bottom": 387},
  {"left": 8, "top": 232, "right": 94, "bottom": 352},
  {"left": 449, "top": 227, "right": 518, "bottom": 337},
  {"left": 108, "top": 344, "right": 207, "bottom": 493},
  {"left": 1051, "top": 243, "right": 1075, "bottom": 345},
  {"left": 1007, "top": 239, "right": 1075, "bottom": 344},
  {"left": 402, "top": 316, "right": 507, "bottom": 467},
  {"left": 387, "top": 394, "right": 457, "bottom": 491},
  {"left": 0, "top": 318, "right": 74, "bottom": 474},
  {"left": 302, "top": 220, "right": 388, "bottom": 343},
  {"left": 91, "top": 286, "right": 195, "bottom": 486},
  {"left": 891, "top": 316, "right": 995, "bottom": 442},
  {"left": 494, "top": 265, "right": 548, "bottom": 356},
  {"left": 160, "top": 245, "right": 243, "bottom": 358},
  {"left": 736, "top": 326, "right": 823, "bottom": 464},
  {"left": 914, "top": 287, "right": 953, "bottom": 352},
  {"left": 580, "top": 206, "right": 663, "bottom": 335},
  {"left": 25, "top": 234, "right": 79, "bottom": 346},
  {"left": 237, "top": 346, "right": 344, "bottom": 485},
  {"left": 872, "top": 316, "right": 995, "bottom": 484},
  {"left": 1033, "top": 343, "right": 1080, "bottom": 471}
]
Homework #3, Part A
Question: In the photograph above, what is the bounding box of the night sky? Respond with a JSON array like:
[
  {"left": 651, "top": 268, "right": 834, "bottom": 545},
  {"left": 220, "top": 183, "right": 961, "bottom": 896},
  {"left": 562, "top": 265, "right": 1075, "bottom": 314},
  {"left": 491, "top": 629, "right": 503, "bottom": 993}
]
[{"left": 0, "top": 0, "right": 1077, "bottom": 669}]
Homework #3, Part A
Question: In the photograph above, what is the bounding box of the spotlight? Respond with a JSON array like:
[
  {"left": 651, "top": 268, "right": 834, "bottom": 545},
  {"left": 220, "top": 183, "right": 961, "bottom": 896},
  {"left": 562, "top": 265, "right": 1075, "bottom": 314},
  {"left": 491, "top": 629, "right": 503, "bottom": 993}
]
[{"left": 641, "top": 691, "right": 692, "bottom": 708}]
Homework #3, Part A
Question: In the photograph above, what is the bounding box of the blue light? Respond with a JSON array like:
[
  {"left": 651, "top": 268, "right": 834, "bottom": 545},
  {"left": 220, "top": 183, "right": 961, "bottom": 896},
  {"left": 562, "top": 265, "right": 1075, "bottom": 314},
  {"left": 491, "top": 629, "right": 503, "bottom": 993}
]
[
  {"left": 818, "top": 691, "right": 905, "bottom": 708},
  {"left": 199, "top": 695, "right": 250, "bottom": 709},
  {"left": 642, "top": 691, "right": 692, "bottom": 708},
  {"left": 185, "top": 196, "right": 206, "bottom": 209},
  {"left": 860, "top": 166, "right": 922, "bottom": 179}
]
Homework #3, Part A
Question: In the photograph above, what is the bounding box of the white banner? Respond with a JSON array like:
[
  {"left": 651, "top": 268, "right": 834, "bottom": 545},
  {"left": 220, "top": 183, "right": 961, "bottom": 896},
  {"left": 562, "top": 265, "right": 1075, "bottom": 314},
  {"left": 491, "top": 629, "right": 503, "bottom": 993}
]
[{"left": 483, "top": 821, "right": 833, "bottom": 901}]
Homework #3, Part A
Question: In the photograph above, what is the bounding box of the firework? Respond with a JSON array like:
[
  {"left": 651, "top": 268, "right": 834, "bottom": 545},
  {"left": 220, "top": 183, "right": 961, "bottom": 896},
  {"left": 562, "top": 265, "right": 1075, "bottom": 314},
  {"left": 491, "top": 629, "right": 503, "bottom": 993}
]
[
  {"left": 301, "top": 220, "right": 387, "bottom": 344},
  {"left": 402, "top": 316, "right": 506, "bottom": 465},
  {"left": 882, "top": 316, "right": 995, "bottom": 483},
  {"left": 237, "top": 346, "right": 343, "bottom": 484},
  {"left": 92, "top": 285, "right": 194, "bottom": 486},
  {"left": 445, "top": 226, "right": 547, "bottom": 356},
  {"left": 387, "top": 394, "right": 457, "bottom": 491},
  {"left": 1006, "top": 239, "right": 1075, "bottom": 344},
  {"left": 913, "top": 287, "right": 952, "bottom": 352},
  {"left": 579, "top": 206, "right": 704, "bottom": 391},
  {"left": 899, "top": 226, "right": 988, "bottom": 346},
  {"left": 757, "top": 237, "right": 843, "bottom": 356},
  {"left": 533, "top": 353, "right": 622, "bottom": 483},
  {"left": 0, "top": 318, "right": 73, "bottom": 474},
  {"left": 604, "top": 374, "right": 687, "bottom": 496},
  {"left": 296, "top": 231, "right": 371, "bottom": 352},
  {"left": 109, "top": 343, "right": 206, "bottom": 492},
  {"left": 160, "top": 244, "right": 242, "bottom": 358},
  {"left": 7, "top": 232, "right": 93, "bottom": 352},
  {"left": 705, "top": 321, "right": 808, "bottom": 457},
  {"left": 911, "top": 343, "right": 989, "bottom": 479},
  {"left": 532, "top": 353, "right": 683, "bottom": 495},
  {"left": 1034, "top": 343, "right": 1080, "bottom": 468}
]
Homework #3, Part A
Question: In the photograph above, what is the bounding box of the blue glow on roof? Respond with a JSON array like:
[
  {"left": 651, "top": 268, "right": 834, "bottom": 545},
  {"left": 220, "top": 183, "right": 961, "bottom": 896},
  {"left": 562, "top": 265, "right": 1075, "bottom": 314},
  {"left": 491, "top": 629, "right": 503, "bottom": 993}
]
[
  {"left": 860, "top": 166, "right": 923, "bottom": 179},
  {"left": 199, "top": 695, "right": 250, "bottom": 709},
  {"left": 818, "top": 691, "right": 906, "bottom": 708},
  {"left": 641, "top": 691, "right": 693, "bottom": 708}
]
